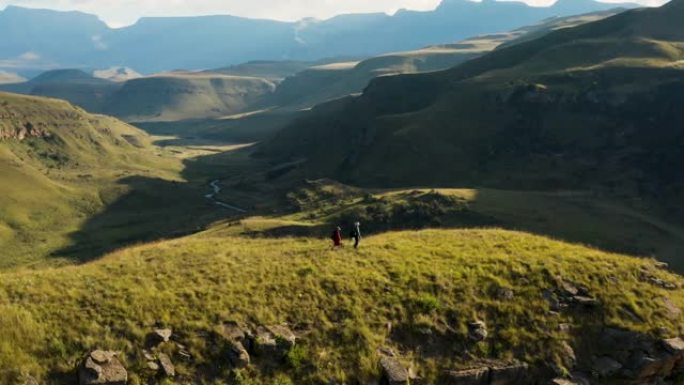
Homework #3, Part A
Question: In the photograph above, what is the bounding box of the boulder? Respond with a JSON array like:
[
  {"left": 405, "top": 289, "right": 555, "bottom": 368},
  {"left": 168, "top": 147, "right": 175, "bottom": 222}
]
[
  {"left": 468, "top": 320, "right": 488, "bottom": 342},
  {"left": 249, "top": 324, "right": 296, "bottom": 359},
  {"left": 662, "top": 337, "right": 684, "bottom": 354},
  {"left": 154, "top": 328, "right": 173, "bottom": 343},
  {"left": 78, "top": 350, "right": 127, "bottom": 385},
  {"left": 443, "top": 367, "right": 490, "bottom": 385},
  {"left": 592, "top": 356, "right": 622, "bottom": 378},
  {"left": 158, "top": 353, "right": 175, "bottom": 377},
  {"left": 489, "top": 363, "right": 529, "bottom": 385},
  {"left": 379, "top": 356, "right": 409, "bottom": 385},
  {"left": 559, "top": 341, "right": 577, "bottom": 370},
  {"left": 218, "top": 322, "right": 251, "bottom": 368},
  {"left": 146, "top": 361, "right": 159, "bottom": 371}
]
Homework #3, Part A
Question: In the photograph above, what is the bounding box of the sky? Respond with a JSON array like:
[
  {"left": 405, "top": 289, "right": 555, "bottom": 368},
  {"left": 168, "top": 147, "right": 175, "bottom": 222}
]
[{"left": 0, "top": 0, "right": 668, "bottom": 27}]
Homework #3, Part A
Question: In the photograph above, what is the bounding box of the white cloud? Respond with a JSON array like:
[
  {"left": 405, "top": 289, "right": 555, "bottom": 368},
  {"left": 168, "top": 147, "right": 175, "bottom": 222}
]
[{"left": 0, "top": 0, "right": 669, "bottom": 27}]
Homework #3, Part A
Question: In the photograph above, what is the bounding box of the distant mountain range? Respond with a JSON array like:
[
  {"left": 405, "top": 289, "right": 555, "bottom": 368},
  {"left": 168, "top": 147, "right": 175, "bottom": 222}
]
[{"left": 0, "top": 0, "right": 638, "bottom": 74}]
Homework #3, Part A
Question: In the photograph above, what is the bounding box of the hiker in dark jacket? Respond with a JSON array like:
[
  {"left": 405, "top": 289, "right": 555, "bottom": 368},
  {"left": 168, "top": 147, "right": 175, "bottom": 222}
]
[
  {"left": 331, "top": 226, "right": 343, "bottom": 248},
  {"left": 350, "top": 222, "right": 361, "bottom": 249}
]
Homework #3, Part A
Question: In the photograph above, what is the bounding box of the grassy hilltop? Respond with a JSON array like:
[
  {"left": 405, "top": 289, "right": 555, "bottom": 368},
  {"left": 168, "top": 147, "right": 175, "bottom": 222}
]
[{"left": 1, "top": 221, "right": 682, "bottom": 384}]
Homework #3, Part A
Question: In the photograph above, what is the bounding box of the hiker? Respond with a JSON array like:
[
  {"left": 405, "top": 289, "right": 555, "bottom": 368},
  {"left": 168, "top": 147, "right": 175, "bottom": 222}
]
[
  {"left": 350, "top": 221, "right": 361, "bottom": 249},
  {"left": 331, "top": 226, "right": 343, "bottom": 248}
]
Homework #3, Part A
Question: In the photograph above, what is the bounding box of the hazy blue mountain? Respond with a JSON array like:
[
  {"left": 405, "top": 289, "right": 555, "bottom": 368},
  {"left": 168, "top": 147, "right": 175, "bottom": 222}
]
[{"left": 0, "top": 0, "right": 639, "bottom": 73}]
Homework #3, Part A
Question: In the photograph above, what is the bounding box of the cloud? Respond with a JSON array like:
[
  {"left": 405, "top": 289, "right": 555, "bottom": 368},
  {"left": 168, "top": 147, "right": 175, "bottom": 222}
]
[{"left": 0, "top": 0, "right": 669, "bottom": 27}]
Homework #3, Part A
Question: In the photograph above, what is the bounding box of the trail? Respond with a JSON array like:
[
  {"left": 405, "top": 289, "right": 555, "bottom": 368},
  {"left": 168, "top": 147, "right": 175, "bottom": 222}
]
[{"left": 205, "top": 179, "right": 247, "bottom": 213}]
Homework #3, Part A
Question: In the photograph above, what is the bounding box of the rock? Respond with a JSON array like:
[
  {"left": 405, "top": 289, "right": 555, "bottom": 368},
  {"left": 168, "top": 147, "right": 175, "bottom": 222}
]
[
  {"left": 663, "top": 337, "right": 684, "bottom": 354},
  {"left": 146, "top": 361, "right": 159, "bottom": 371},
  {"left": 377, "top": 346, "right": 396, "bottom": 357},
  {"left": 218, "top": 322, "right": 251, "bottom": 368},
  {"left": 489, "top": 363, "right": 529, "bottom": 385},
  {"left": 158, "top": 353, "right": 175, "bottom": 377},
  {"left": 154, "top": 328, "right": 173, "bottom": 343},
  {"left": 265, "top": 324, "right": 297, "bottom": 349},
  {"left": 142, "top": 350, "right": 155, "bottom": 361},
  {"left": 21, "top": 375, "right": 39, "bottom": 385},
  {"left": 443, "top": 367, "right": 490, "bottom": 385},
  {"left": 379, "top": 356, "right": 409, "bottom": 385},
  {"left": 249, "top": 324, "right": 296, "bottom": 359},
  {"left": 79, "top": 350, "right": 127, "bottom": 385},
  {"left": 558, "top": 323, "right": 571, "bottom": 333},
  {"left": 654, "top": 261, "right": 669, "bottom": 270},
  {"left": 496, "top": 288, "right": 515, "bottom": 301},
  {"left": 559, "top": 280, "right": 579, "bottom": 297},
  {"left": 572, "top": 296, "right": 599, "bottom": 307},
  {"left": 559, "top": 341, "right": 577, "bottom": 370},
  {"left": 468, "top": 320, "right": 488, "bottom": 342},
  {"left": 592, "top": 356, "right": 622, "bottom": 378},
  {"left": 548, "top": 379, "right": 579, "bottom": 385}
]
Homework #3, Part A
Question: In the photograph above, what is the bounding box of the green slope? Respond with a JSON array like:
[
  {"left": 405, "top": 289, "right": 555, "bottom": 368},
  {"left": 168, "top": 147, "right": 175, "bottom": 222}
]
[
  {"left": 0, "top": 92, "right": 183, "bottom": 268},
  {"left": 105, "top": 73, "right": 276, "bottom": 122}
]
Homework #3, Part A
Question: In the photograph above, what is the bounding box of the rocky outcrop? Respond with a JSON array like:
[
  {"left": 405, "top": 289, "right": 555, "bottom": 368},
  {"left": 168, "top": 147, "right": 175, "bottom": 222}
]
[
  {"left": 443, "top": 363, "right": 531, "bottom": 385},
  {"left": 379, "top": 356, "right": 410, "bottom": 385},
  {"left": 0, "top": 121, "right": 50, "bottom": 140},
  {"left": 78, "top": 350, "right": 127, "bottom": 385},
  {"left": 249, "top": 324, "right": 297, "bottom": 359},
  {"left": 218, "top": 322, "right": 251, "bottom": 368}
]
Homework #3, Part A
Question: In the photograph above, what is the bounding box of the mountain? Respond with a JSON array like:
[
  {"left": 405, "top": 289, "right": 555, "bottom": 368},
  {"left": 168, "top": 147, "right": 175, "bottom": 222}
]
[
  {"left": 264, "top": 9, "right": 622, "bottom": 110},
  {"left": 257, "top": 0, "right": 684, "bottom": 221},
  {"left": 0, "top": 69, "right": 120, "bottom": 112},
  {"left": 0, "top": 0, "right": 639, "bottom": 74},
  {"left": 104, "top": 72, "right": 276, "bottom": 121}
]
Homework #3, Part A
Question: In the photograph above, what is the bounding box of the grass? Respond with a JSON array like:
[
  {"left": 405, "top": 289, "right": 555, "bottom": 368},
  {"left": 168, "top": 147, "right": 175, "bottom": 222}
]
[
  {"left": 0, "top": 92, "right": 225, "bottom": 269},
  {"left": 0, "top": 227, "right": 681, "bottom": 384}
]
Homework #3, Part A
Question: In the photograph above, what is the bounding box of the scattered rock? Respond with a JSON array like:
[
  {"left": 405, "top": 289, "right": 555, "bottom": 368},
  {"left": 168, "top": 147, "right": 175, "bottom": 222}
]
[
  {"left": 218, "top": 322, "right": 251, "bottom": 368},
  {"left": 558, "top": 323, "right": 571, "bottom": 333},
  {"left": 265, "top": 324, "right": 297, "bottom": 349},
  {"left": 443, "top": 367, "right": 489, "bottom": 385},
  {"left": 468, "top": 320, "right": 488, "bottom": 342},
  {"left": 642, "top": 274, "right": 678, "bottom": 290},
  {"left": 79, "top": 350, "right": 127, "bottom": 385},
  {"left": 379, "top": 356, "right": 409, "bottom": 385},
  {"left": 592, "top": 356, "right": 622, "bottom": 378},
  {"left": 377, "top": 346, "right": 396, "bottom": 357},
  {"left": 158, "top": 353, "right": 175, "bottom": 377},
  {"left": 654, "top": 261, "right": 669, "bottom": 270},
  {"left": 146, "top": 361, "right": 159, "bottom": 371}
]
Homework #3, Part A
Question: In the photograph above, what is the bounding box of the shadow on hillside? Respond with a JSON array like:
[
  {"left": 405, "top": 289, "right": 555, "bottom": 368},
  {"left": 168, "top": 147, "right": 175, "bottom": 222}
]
[{"left": 51, "top": 147, "right": 257, "bottom": 263}]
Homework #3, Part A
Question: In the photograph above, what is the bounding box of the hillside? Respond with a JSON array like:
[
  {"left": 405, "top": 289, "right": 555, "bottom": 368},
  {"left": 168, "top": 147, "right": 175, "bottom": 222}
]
[
  {"left": 104, "top": 73, "right": 276, "bottom": 122},
  {"left": 0, "top": 92, "right": 189, "bottom": 267},
  {"left": 258, "top": 0, "right": 684, "bottom": 223},
  {"left": 1, "top": 208, "right": 683, "bottom": 384},
  {"left": 0, "top": 1, "right": 639, "bottom": 74}
]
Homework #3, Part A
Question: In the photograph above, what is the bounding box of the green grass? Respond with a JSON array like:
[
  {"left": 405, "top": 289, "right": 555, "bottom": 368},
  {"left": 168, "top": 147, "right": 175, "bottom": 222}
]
[
  {"left": 0, "top": 227, "right": 681, "bottom": 384},
  {"left": 0, "top": 92, "right": 217, "bottom": 268}
]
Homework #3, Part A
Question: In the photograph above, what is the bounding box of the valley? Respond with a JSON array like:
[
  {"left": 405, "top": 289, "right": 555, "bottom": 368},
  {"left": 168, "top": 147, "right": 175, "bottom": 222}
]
[{"left": 1, "top": 1, "right": 684, "bottom": 385}]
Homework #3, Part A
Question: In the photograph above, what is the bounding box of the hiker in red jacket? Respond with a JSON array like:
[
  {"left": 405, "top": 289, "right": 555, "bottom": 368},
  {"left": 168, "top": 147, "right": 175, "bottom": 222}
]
[{"left": 331, "top": 226, "right": 343, "bottom": 248}]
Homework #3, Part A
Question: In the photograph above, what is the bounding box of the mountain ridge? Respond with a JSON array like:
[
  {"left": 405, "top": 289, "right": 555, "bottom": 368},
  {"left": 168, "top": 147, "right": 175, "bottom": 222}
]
[{"left": 0, "top": 0, "right": 641, "bottom": 73}]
